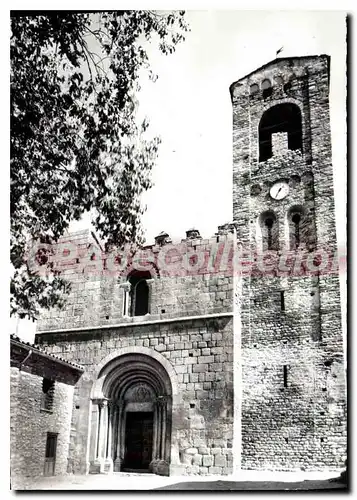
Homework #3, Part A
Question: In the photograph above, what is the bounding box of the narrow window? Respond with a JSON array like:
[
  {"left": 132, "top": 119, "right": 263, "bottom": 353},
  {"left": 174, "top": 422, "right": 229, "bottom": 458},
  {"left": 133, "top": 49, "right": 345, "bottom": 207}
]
[
  {"left": 283, "top": 365, "right": 288, "bottom": 388},
  {"left": 262, "top": 78, "right": 273, "bottom": 98},
  {"left": 280, "top": 291, "right": 285, "bottom": 311},
  {"left": 265, "top": 217, "right": 274, "bottom": 250},
  {"left": 259, "top": 211, "right": 278, "bottom": 251},
  {"left": 292, "top": 213, "right": 301, "bottom": 248},
  {"left": 44, "top": 433, "right": 58, "bottom": 476},
  {"left": 128, "top": 271, "right": 152, "bottom": 317},
  {"left": 134, "top": 280, "right": 149, "bottom": 316},
  {"left": 288, "top": 207, "right": 307, "bottom": 250},
  {"left": 41, "top": 378, "right": 55, "bottom": 412}
]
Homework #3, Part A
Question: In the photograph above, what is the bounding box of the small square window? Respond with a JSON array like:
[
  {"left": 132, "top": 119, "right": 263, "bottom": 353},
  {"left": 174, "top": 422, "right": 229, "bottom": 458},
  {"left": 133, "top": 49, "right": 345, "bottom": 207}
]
[{"left": 41, "top": 378, "right": 55, "bottom": 412}]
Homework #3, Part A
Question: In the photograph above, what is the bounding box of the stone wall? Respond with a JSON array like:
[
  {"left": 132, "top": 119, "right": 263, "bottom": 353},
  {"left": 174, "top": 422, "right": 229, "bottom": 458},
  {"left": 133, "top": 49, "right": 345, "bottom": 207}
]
[
  {"left": 231, "top": 55, "right": 347, "bottom": 470},
  {"left": 36, "top": 229, "right": 235, "bottom": 333},
  {"left": 10, "top": 367, "right": 74, "bottom": 483},
  {"left": 35, "top": 227, "right": 236, "bottom": 476},
  {"left": 36, "top": 315, "right": 234, "bottom": 476},
  {"left": 31, "top": 55, "right": 346, "bottom": 476}
]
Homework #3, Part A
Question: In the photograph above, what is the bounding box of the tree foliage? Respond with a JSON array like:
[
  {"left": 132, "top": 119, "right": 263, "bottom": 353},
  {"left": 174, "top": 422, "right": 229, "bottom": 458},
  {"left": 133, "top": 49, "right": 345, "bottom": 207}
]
[{"left": 11, "top": 11, "right": 188, "bottom": 319}]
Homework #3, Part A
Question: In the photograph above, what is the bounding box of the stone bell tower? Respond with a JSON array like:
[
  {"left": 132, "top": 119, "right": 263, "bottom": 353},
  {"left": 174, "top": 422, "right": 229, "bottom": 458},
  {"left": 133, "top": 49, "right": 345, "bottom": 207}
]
[{"left": 230, "top": 56, "right": 346, "bottom": 471}]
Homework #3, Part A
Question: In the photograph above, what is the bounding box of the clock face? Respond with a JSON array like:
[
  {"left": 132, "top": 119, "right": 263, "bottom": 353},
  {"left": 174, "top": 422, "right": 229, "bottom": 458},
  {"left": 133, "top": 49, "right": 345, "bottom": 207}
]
[{"left": 270, "top": 181, "right": 289, "bottom": 200}]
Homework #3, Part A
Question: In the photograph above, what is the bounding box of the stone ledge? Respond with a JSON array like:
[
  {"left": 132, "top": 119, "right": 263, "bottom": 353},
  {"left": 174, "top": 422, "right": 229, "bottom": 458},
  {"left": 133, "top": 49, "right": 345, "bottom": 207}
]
[{"left": 36, "top": 312, "right": 234, "bottom": 335}]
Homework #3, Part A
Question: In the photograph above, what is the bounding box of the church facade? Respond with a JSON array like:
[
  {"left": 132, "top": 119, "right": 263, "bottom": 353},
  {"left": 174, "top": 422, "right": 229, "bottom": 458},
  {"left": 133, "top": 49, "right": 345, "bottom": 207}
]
[{"left": 35, "top": 55, "right": 346, "bottom": 476}]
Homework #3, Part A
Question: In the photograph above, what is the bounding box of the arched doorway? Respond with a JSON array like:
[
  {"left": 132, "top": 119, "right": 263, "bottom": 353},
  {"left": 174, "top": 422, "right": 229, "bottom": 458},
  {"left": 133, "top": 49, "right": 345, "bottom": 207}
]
[{"left": 88, "top": 353, "right": 172, "bottom": 476}]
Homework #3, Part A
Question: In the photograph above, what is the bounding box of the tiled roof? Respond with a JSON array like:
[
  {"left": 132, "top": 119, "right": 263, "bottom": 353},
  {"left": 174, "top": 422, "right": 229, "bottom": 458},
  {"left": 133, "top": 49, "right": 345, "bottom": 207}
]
[{"left": 10, "top": 334, "right": 84, "bottom": 371}]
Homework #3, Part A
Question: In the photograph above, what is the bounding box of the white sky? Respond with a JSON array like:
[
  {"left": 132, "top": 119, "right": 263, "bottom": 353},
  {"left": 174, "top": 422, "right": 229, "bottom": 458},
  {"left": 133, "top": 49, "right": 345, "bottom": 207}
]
[
  {"left": 9, "top": 9, "right": 347, "bottom": 344},
  {"left": 138, "top": 10, "right": 347, "bottom": 246}
]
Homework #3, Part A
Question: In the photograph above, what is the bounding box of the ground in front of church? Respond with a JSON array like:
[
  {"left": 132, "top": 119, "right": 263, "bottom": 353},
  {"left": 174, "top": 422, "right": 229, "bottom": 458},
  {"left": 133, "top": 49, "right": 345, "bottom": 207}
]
[{"left": 11, "top": 470, "right": 347, "bottom": 491}]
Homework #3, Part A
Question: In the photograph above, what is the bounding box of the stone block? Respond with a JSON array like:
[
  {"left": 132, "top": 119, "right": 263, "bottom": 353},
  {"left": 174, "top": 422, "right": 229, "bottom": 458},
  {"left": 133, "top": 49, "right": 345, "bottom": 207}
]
[
  {"left": 198, "top": 355, "right": 215, "bottom": 364},
  {"left": 203, "top": 455, "right": 214, "bottom": 467},
  {"left": 192, "top": 454, "right": 203, "bottom": 466},
  {"left": 184, "top": 357, "right": 197, "bottom": 365},
  {"left": 208, "top": 466, "right": 222, "bottom": 475},
  {"left": 199, "top": 447, "right": 210, "bottom": 455},
  {"left": 214, "top": 455, "right": 227, "bottom": 467},
  {"left": 175, "top": 365, "right": 188, "bottom": 374},
  {"left": 185, "top": 448, "right": 198, "bottom": 455},
  {"left": 192, "top": 364, "right": 208, "bottom": 373},
  {"left": 199, "top": 467, "right": 209, "bottom": 475},
  {"left": 189, "top": 465, "right": 200, "bottom": 475}
]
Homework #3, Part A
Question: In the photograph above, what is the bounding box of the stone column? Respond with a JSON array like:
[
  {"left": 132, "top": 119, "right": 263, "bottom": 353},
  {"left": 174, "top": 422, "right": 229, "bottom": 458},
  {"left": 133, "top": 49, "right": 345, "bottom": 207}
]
[
  {"left": 146, "top": 279, "right": 155, "bottom": 314},
  {"left": 103, "top": 401, "right": 114, "bottom": 473},
  {"left": 88, "top": 401, "right": 100, "bottom": 474},
  {"left": 113, "top": 402, "right": 124, "bottom": 472},
  {"left": 111, "top": 402, "right": 118, "bottom": 461},
  {"left": 152, "top": 402, "right": 158, "bottom": 461},
  {"left": 150, "top": 396, "right": 169, "bottom": 475},
  {"left": 98, "top": 400, "right": 108, "bottom": 473},
  {"left": 119, "top": 282, "right": 131, "bottom": 317},
  {"left": 160, "top": 399, "right": 167, "bottom": 461},
  {"left": 150, "top": 397, "right": 161, "bottom": 474},
  {"left": 157, "top": 396, "right": 169, "bottom": 475},
  {"left": 90, "top": 399, "right": 107, "bottom": 473},
  {"left": 120, "top": 409, "right": 127, "bottom": 465},
  {"left": 156, "top": 399, "right": 162, "bottom": 458},
  {"left": 164, "top": 396, "right": 172, "bottom": 464}
]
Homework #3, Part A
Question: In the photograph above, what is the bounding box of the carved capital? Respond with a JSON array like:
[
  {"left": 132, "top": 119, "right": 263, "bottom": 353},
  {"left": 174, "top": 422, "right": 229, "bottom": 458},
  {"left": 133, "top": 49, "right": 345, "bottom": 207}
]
[
  {"left": 92, "top": 398, "right": 108, "bottom": 408},
  {"left": 156, "top": 395, "right": 168, "bottom": 407},
  {"left": 96, "top": 398, "right": 108, "bottom": 409},
  {"left": 119, "top": 282, "right": 131, "bottom": 292}
]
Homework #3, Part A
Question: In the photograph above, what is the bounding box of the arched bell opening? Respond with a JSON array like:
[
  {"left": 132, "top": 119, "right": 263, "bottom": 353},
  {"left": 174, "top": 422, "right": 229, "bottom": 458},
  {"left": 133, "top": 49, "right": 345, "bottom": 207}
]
[
  {"left": 88, "top": 353, "right": 172, "bottom": 476},
  {"left": 258, "top": 103, "right": 303, "bottom": 161}
]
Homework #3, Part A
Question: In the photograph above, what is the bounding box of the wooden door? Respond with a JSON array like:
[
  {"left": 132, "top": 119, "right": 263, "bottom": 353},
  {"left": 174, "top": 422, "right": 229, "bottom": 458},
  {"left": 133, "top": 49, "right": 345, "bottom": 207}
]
[
  {"left": 44, "top": 433, "right": 58, "bottom": 476},
  {"left": 123, "top": 412, "right": 153, "bottom": 471}
]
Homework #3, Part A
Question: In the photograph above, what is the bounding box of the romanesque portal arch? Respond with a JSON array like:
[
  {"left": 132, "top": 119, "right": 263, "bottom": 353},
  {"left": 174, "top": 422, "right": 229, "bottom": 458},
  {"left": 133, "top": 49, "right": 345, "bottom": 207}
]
[{"left": 88, "top": 352, "right": 173, "bottom": 476}]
